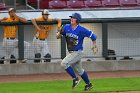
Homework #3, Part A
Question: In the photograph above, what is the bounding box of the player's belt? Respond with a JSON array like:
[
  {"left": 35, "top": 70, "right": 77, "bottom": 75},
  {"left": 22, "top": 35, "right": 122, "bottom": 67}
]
[
  {"left": 36, "top": 37, "right": 45, "bottom": 41},
  {"left": 69, "top": 49, "right": 82, "bottom": 53},
  {"left": 6, "top": 37, "right": 15, "bottom": 40}
]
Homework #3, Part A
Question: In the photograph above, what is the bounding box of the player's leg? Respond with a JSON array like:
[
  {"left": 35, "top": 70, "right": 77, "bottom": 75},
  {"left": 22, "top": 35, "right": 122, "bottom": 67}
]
[
  {"left": 12, "top": 39, "right": 19, "bottom": 63},
  {"left": 33, "top": 38, "right": 41, "bottom": 63},
  {"left": 42, "top": 40, "right": 51, "bottom": 62},
  {"left": 61, "top": 51, "right": 82, "bottom": 88},
  {"left": 72, "top": 61, "right": 93, "bottom": 91},
  {"left": 3, "top": 38, "right": 14, "bottom": 64}
]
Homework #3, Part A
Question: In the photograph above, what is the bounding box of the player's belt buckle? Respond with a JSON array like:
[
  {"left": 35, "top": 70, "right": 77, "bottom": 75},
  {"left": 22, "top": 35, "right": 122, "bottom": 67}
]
[
  {"left": 36, "top": 37, "right": 45, "bottom": 41},
  {"left": 6, "top": 37, "right": 15, "bottom": 40}
]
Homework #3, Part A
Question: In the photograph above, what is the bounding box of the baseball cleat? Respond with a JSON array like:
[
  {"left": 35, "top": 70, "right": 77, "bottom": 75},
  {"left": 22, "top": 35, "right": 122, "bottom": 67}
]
[
  {"left": 72, "top": 77, "right": 80, "bottom": 89},
  {"left": 84, "top": 83, "right": 93, "bottom": 91}
]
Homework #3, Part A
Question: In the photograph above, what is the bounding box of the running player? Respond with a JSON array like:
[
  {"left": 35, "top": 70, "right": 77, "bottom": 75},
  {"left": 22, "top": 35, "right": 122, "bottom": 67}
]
[{"left": 56, "top": 13, "right": 98, "bottom": 91}]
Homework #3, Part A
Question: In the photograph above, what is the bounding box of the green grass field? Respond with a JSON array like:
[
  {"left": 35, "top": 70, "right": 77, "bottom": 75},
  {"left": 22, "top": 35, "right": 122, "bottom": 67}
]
[{"left": 0, "top": 77, "right": 140, "bottom": 93}]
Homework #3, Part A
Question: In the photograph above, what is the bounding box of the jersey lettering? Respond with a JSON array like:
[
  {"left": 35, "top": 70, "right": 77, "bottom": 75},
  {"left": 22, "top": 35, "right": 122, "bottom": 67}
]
[{"left": 66, "top": 33, "right": 79, "bottom": 50}]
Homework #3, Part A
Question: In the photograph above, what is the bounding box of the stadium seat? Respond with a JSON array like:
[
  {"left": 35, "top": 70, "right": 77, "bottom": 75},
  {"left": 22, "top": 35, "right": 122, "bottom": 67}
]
[
  {"left": 39, "top": 0, "right": 49, "bottom": 9},
  {"left": 102, "top": 0, "right": 120, "bottom": 7},
  {"left": 67, "top": 0, "right": 85, "bottom": 8},
  {"left": 0, "top": 2, "right": 6, "bottom": 10},
  {"left": 49, "top": 0, "right": 67, "bottom": 9},
  {"left": 120, "top": 0, "right": 138, "bottom": 6},
  {"left": 84, "top": 0, "right": 103, "bottom": 8},
  {"left": 137, "top": 0, "right": 140, "bottom": 3},
  {"left": 137, "top": 0, "right": 140, "bottom": 6}
]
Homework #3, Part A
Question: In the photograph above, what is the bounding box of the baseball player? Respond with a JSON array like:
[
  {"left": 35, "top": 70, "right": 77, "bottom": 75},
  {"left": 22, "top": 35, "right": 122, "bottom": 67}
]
[
  {"left": 56, "top": 13, "right": 98, "bottom": 91},
  {"left": 0, "top": 8, "right": 30, "bottom": 64},
  {"left": 32, "top": 9, "right": 61, "bottom": 63}
]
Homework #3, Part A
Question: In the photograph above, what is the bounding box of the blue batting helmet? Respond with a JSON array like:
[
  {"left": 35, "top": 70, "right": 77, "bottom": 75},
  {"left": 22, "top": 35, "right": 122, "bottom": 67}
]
[{"left": 69, "top": 13, "right": 82, "bottom": 23}]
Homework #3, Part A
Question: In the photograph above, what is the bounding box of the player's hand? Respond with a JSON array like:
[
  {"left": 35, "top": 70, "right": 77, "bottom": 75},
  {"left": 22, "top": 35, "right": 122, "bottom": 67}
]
[{"left": 92, "top": 45, "right": 98, "bottom": 54}]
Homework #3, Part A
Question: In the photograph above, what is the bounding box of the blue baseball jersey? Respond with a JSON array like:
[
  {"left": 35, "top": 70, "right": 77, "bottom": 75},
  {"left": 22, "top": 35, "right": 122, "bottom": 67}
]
[{"left": 62, "top": 24, "right": 97, "bottom": 51}]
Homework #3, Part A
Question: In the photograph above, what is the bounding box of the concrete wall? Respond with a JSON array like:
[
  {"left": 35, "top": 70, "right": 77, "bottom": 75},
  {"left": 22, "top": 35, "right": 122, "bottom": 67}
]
[{"left": 0, "top": 60, "right": 140, "bottom": 75}]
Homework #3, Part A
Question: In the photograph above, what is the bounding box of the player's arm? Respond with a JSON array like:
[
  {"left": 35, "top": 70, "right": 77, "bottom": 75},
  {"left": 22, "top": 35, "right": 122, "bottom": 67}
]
[
  {"left": 55, "top": 18, "right": 63, "bottom": 39},
  {"left": 82, "top": 28, "right": 98, "bottom": 54},
  {"left": 18, "top": 16, "right": 27, "bottom": 23},
  {"left": 92, "top": 40, "right": 98, "bottom": 54},
  {"left": 53, "top": 18, "right": 62, "bottom": 30},
  {"left": 13, "top": 13, "right": 27, "bottom": 23},
  {"left": 90, "top": 33, "right": 98, "bottom": 54},
  {"left": 31, "top": 18, "right": 41, "bottom": 31},
  {"left": 0, "top": 17, "right": 8, "bottom": 22}
]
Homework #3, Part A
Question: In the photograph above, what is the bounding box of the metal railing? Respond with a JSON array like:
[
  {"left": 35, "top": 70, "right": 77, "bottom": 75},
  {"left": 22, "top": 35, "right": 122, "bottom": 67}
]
[{"left": 25, "top": 0, "right": 36, "bottom": 10}]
